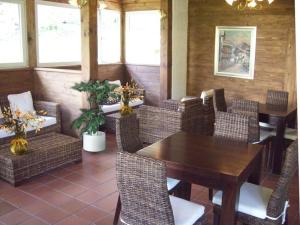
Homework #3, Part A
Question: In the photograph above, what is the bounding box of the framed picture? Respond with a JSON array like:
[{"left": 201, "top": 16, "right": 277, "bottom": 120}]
[{"left": 214, "top": 26, "right": 257, "bottom": 79}]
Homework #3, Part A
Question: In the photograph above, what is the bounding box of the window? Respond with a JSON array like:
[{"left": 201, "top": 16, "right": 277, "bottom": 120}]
[
  {"left": 0, "top": 0, "right": 27, "bottom": 68},
  {"left": 98, "top": 9, "right": 121, "bottom": 64},
  {"left": 36, "top": 1, "right": 81, "bottom": 66},
  {"left": 125, "top": 11, "right": 160, "bottom": 65}
]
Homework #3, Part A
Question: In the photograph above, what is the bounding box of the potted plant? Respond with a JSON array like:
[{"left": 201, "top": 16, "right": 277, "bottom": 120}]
[{"left": 72, "top": 80, "right": 111, "bottom": 152}]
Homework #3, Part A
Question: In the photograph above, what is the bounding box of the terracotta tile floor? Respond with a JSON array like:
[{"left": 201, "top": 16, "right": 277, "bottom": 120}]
[{"left": 0, "top": 134, "right": 298, "bottom": 225}]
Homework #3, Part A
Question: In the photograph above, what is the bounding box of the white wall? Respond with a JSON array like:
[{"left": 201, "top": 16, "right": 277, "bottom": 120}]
[{"left": 171, "top": 0, "right": 188, "bottom": 100}]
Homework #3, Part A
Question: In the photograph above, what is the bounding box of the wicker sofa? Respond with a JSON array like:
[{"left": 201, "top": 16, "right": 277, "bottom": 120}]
[{"left": 0, "top": 94, "right": 61, "bottom": 144}]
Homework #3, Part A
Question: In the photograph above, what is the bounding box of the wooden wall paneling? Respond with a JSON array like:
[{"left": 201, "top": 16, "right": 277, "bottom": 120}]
[
  {"left": 34, "top": 68, "right": 83, "bottom": 136},
  {"left": 160, "top": 0, "right": 172, "bottom": 102},
  {"left": 81, "top": 0, "right": 98, "bottom": 81},
  {"left": 125, "top": 65, "right": 160, "bottom": 106},
  {"left": 26, "top": 0, "right": 37, "bottom": 68},
  {"left": 122, "top": 0, "right": 160, "bottom": 11},
  {"left": 187, "top": 0, "right": 296, "bottom": 106},
  {"left": 0, "top": 69, "right": 33, "bottom": 95},
  {"left": 97, "top": 64, "right": 125, "bottom": 82}
]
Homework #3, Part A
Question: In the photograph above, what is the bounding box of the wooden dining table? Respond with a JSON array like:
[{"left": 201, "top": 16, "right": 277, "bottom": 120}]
[
  {"left": 137, "top": 131, "right": 263, "bottom": 225},
  {"left": 259, "top": 103, "right": 297, "bottom": 174}
]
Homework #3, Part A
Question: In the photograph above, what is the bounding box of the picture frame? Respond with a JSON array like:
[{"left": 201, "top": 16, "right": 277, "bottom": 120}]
[{"left": 214, "top": 26, "right": 257, "bottom": 80}]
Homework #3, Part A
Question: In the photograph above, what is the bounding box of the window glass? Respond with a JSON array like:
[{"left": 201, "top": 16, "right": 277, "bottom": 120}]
[
  {"left": 0, "top": 0, "right": 27, "bottom": 68},
  {"left": 98, "top": 9, "right": 121, "bottom": 64},
  {"left": 36, "top": 1, "right": 81, "bottom": 65},
  {"left": 125, "top": 11, "right": 160, "bottom": 65}
]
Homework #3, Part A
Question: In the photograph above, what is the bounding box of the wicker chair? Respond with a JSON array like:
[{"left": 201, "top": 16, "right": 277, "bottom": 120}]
[
  {"left": 114, "top": 113, "right": 184, "bottom": 225},
  {"left": 266, "top": 90, "right": 289, "bottom": 108},
  {"left": 213, "top": 88, "right": 227, "bottom": 112},
  {"left": 116, "top": 152, "right": 208, "bottom": 225},
  {"left": 214, "top": 111, "right": 249, "bottom": 143},
  {"left": 213, "top": 140, "right": 298, "bottom": 225}
]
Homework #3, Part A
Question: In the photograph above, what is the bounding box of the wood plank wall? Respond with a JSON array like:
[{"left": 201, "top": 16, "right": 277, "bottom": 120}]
[
  {"left": 187, "top": 0, "right": 296, "bottom": 107},
  {"left": 125, "top": 65, "right": 160, "bottom": 106},
  {"left": 0, "top": 69, "right": 33, "bottom": 95},
  {"left": 122, "top": 0, "right": 161, "bottom": 106},
  {"left": 34, "top": 68, "right": 83, "bottom": 136}
]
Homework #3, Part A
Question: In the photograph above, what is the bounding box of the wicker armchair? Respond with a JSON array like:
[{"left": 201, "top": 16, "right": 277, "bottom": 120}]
[
  {"left": 266, "top": 90, "right": 289, "bottom": 108},
  {"left": 213, "top": 88, "right": 227, "bottom": 112},
  {"left": 213, "top": 140, "right": 298, "bottom": 225},
  {"left": 214, "top": 111, "right": 249, "bottom": 143},
  {"left": 0, "top": 94, "right": 61, "bottom": 144},
  {"left": 116, "top": 152, "right": 208, "bottom": 225},
  {"left": 161, "top": 97, "right": 214, "bottom": 136}
]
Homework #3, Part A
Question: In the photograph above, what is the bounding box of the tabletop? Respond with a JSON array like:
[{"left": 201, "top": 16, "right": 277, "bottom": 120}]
[
  {"left": 259, "top": 103, "right": 296, "bottom": 117},
  {"left": 137, "top": 131, "right": 262, "bottom": 184}
]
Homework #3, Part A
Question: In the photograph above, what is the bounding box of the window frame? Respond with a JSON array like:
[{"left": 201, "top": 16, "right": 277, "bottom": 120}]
[
  {"left": 125, "top": 10, "right": 161, "bottom": 66},
  {"left": 35, "top": 0, "right": 81, "bottom": 67},
  {"left": 98, "top": 8, "right": 121, "bottom": 65},
  {"left": 0, "top": 0, "right": 28, "bottom": 69}
]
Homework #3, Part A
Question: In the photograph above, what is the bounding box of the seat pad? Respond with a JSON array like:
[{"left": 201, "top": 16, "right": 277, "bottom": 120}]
[
  {"left": 167, "top": 177, "right": 180, "bottom": 191},
  {"left": 170, "top": 196, "right": 205, "bottom": 225},
  {"left": 0, "top": 116, "right": 57, "bottom": 138},
  {"left": 212, "top": 182, "right": 273, "bottom": 219},
  {"left": 101, "top": 99, "right": 144, "bottom": 114}
]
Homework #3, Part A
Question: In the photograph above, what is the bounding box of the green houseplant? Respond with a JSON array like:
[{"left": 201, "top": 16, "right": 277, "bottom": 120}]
[{"left": 72, "top": 80, "right": 112, "bottom": 152}]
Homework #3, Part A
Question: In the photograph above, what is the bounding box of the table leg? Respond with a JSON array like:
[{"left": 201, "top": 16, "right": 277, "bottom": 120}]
[
  {"left": 174, "top": 182, "right": 192, "bottom": 200},
  {"left": 220, "top": 183, "right": 240, "bottom": 225},
  {"left": 272, "top": 118, "right": 286, "bottom": 174},
  {"left": 248, "top": 151, "right": 262, "bottom": 185}
]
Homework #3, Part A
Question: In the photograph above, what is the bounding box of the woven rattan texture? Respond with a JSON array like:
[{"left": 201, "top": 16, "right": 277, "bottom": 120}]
[
  {"left": 266, "top": 90, "right": 289, "bottom": 108},
  {"left": 214, "top": 111, "right": 249, "bottom": 143},
  {"left": 213, "top": 88, "right": 227, "bottom": 112},
  {"left": 231, "top": 99, "right": 260, "bottom": 143},
  {"left": 116, "top": 113, "right": 143, "bottom": 153},
  {"left": 0, "top": 132, "right": 82, "bottom": 185},
  {"left": 116, "top": 152, "right": 208, "bottom": 225}
]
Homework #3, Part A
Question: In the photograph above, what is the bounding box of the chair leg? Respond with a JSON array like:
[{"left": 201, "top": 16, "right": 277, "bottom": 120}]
[
  {"left": 113, "top": 196, "right": 121, "bottom": 225},
  {"left": 213, "top": 211, "right": 220, "bottom": 225},
  {"left": 209, "top": 188, "right": 213, "bottom": 201}
]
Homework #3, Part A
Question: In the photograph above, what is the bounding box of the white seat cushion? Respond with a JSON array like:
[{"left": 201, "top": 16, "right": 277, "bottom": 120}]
[
  {"left": 108, "top": 80, "right": 122, "bottom": 87},
  {"left": 259, "top": 122, "right": 276, "bottom": 130},
  {"left": 167, "top": 177, "right": 180, "bottom": 191},
  {"left": 7, "top": 91, "right": 35, "bottom": 114},
  {"left": 101, "top": 99, "right": 144, "bottom": 114},
  {"left": 260, "top": 128, "right": 274, "bottom": 142},
  {"left": 170, "top": 196, "right": 205, "bottom": 225},
  {"left": 200, "top": 89, "right": 214, "bottom": 103},
  {"left": 212, "top": 182, "right": 273, "bottom": 219},
  {"left": 283, "top": 128, "right": 297, "bottom": 141},
  {"left": 0, "top": 116, "right": 57, "bottom": 139}
]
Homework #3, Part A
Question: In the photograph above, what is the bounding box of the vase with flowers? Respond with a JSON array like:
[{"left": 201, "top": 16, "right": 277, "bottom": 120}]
[
  {"left": 114, "top": 80, "right": 144, "bottom": 116},
  {"left": 0, "top": 107, "right": 46, "bottom": 155}
]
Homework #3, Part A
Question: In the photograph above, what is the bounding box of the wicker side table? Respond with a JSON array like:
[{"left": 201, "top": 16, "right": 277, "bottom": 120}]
[
  {"left": 0, "top": 132, "right": 82, "bottom": 186},
  {"left": 105, "top": 112, "right": 122, "bottom": 133}
]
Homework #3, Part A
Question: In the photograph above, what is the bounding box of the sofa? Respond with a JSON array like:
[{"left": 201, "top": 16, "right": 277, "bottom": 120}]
[
  {"left": 0, "top": 92, "right": 61, "bottom": 144},
  {"left": 100, "top": 80, "right": 144, "bottom": 114}
]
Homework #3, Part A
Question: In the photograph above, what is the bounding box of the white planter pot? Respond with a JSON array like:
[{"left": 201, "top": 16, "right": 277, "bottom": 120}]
[{"left": 83, "top": 131, "right": 106, "bottom": 152}]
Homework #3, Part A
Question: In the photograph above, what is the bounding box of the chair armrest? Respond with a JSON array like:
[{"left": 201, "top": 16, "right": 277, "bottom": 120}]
[
  {"left": 34, "top": 101, "right": 61, "bottom": 120},
  {"left": 161, "top": 99, "right": 180, "bottom": 111}
]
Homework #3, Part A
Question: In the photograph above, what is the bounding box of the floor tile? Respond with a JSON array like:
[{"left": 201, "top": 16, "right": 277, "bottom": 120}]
[
  {"left": 0, "top": 201, "right": 17, "bottom": 217},
  {"left": 36, "top": 206, "right": 69, "bottom": 224},
  {"left": 0, "top": 209, "right": 31, "bottom": 225},
  {"left": 76, "top": 206, "right": 109, "bottom": 223},
  {"left": 55, "top": 215, "right": 91, "bottom": 225}
]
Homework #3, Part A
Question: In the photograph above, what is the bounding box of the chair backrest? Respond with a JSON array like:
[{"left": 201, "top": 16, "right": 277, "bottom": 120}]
[
  {"left": 116, "top": 152, "right": 175, "bottom": 225},
  {"left": 116, "top": 113, "right": 143, "bottom": 153},
  {"left": 267, "top": 140, "right": 298, "bottom": 221},
  {"left": 266, "top": 90, "right": 288, "bottom": 108},
  {"left": 214, "top": 111, "right": 249, "bottom": 143},
  {"left": 231, "top": 99, "right": 260, "bottom": 143},
  {"left": 213, "top": 88, "right": 227, "bottom": 112}
]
